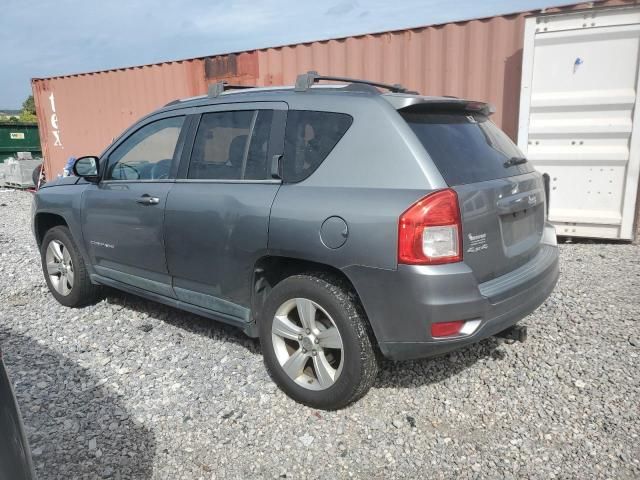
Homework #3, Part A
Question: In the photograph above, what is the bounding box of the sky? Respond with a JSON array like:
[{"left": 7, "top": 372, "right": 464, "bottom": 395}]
[{"left": 0, "top": 0, "right": 579, "bottom": 108}]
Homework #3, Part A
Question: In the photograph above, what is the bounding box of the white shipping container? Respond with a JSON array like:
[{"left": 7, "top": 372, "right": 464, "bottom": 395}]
[{"left": 518, "top": 5, "right": 640, "bottom": 240}]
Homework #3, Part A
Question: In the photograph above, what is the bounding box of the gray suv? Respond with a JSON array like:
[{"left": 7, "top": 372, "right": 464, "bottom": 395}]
[{"left": 32, "top": 73, "right": 559, "bottom": 409}]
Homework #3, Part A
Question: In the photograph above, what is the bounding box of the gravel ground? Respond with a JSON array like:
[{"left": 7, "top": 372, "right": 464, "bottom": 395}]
[{"left": 0, "top": 189, "right": 639, "bottom": 479}]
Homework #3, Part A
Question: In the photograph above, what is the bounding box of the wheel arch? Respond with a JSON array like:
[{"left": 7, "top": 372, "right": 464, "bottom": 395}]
[
  {"left": 249, "top": 256, "right": 378, "bottom": 344},
  {"left": 34, "top": 212, "right": 69, "bottom": 247}
]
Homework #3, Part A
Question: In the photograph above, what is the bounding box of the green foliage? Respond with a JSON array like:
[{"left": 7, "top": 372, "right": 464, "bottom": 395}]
[
  {"left": 19, "top": 112, "right": 37, "bottom": 123},
  {"left": 8, "top": 95, "right": 39, "bottom": 122},
  {"left": 22, "top": 95, "right": 36, "bottom": 116}
]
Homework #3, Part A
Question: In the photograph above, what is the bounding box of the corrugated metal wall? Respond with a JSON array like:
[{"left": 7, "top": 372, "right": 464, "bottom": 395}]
[
  {"left": 33, "top": 58, "right": 207, "bottom": 176},
  {"left": 32, "top": 0, "right": 634, "bottom": 179},
  {"left": 256, "top": 15, "right": 525, "bottom": 139}
]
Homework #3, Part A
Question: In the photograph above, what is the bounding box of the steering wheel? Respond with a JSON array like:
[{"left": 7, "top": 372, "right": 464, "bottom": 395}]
[
  {"left": 151, "top": 159, "right": 171, "bottom": 180},
  {"left": 113, "top": 163, "right": 140, "bottom": 180}
]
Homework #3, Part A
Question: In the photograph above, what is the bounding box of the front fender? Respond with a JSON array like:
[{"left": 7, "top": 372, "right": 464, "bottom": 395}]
[{"left": 33, "top": 183, "right": 94, "bottom": 275}]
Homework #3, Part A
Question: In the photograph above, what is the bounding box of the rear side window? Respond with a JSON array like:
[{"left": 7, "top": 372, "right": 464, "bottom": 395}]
[
  {"left": 283, "top": 110, "right": 353, "bottom": 183},
  {"left": 400, "top": 112, "right": 534, "bottom": 186},
  {"left": 245, "top": 110, "right": 273, "bottom": 180},
  {"left": 188, "top": 110, "right": 273, "bottom": 180}
]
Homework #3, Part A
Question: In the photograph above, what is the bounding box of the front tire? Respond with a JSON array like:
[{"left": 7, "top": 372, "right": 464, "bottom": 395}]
[
  {"left": 40, "top": 226, "right": 99, "bottom": 307},
  {"left": 259, "top": 274, "right": 378, "bottom": 410}
]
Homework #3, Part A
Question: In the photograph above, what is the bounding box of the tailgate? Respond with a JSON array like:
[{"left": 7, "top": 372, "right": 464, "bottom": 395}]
[
  {"left": 454, "top": 172, "right": 545, "bottom": 283},
  {"left": 400, "top": 104, "right": 545, "bottom": 283}
]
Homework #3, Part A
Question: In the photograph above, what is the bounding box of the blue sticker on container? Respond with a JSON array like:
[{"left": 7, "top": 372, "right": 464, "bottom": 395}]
[{"left": 573, "top": 57, "right": 583, "bottom": 73}]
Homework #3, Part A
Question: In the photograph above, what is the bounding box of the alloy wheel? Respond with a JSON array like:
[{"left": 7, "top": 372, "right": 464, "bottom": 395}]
[
  {"left": 271, "top": 298, "right": 344, "bottom": 391},
  {"left": 45, "top": 239, "right": 74, "bottom": 296}
]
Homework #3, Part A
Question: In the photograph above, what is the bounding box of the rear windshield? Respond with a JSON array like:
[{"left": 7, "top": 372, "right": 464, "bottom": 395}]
[{"left": 400, "top": 111, "right": 534, "bottom": 186}]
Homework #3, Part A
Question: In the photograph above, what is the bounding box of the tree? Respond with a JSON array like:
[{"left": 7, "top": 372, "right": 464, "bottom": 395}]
[
  {"left": 19, "top": 95, "right": 37, "bottom": 123},
  {"left": 19, "top": 112, "right": 37, "bottom": 123},
  {"left": 22, "top": 95, "right": 36, "bottom": 115}
]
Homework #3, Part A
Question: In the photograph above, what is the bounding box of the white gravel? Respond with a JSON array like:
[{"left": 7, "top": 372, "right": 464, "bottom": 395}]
[{"left": 1, "top": 189, "right": 639, "bottom": 479}]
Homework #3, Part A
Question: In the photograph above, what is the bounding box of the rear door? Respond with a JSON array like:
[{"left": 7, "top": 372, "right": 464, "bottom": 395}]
[
  {"left": 164, "top": 102, "right": 286, "bottom": 320},
  {"left": 401, "top": 108, "right": 545, "bottom": 283},
  {"left": 82, "top": 115, "right": 186, "bottom": 296}
]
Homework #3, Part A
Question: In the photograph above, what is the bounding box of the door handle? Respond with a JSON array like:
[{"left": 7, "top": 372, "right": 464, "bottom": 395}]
[
  {"left": 136, "top": 195, "right": 160, "bottom": 205},
  {"left": 270, "top": 154, "right": 282, "bottom": 179}
]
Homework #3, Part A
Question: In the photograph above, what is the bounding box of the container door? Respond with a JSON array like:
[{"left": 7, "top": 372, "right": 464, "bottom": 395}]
[{"left": 519, "top": 7, "right": 640, "bottom": 239}]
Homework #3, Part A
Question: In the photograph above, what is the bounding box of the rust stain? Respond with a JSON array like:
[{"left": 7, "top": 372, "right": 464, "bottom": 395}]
[
  {"left": 204, "top": 52, "right": 259, "bottom": 86},
  {"left": 205, "top": 55, "right": 238, "bottom": 79}
]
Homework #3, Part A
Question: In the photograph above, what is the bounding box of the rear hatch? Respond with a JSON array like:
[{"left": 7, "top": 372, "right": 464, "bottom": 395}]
[{"left": 399, "top": 101, "right": 545, "bottom": 284}]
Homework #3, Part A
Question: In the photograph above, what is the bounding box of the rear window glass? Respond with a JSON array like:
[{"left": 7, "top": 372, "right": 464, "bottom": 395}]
[
  {"left": 283, "top": 110, "right": 353, "bottom": 183},
  {"left": 400, "top": 112, "right": 534, "bottom": 186},
  {"left": 188, "top": 110, "right": 253, "bottom": 180}
]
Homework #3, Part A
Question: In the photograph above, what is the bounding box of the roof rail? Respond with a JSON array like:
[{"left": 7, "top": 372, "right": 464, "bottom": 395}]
[
  {"left": 294, "top": 71, "right": 417, "bottom": 94},
  {"left": 207, "top": 81, "right": 255, "bottom": 98}
]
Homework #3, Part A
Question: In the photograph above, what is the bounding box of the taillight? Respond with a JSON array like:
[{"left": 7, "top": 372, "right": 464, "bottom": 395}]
[{"left": 398, "top": 188, "right": 462, "bottom": 265}]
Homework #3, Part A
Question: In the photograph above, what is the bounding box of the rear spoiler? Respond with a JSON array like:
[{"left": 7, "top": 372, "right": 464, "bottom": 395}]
[{"left": 384, "top": 95, "right": 495, "bottom": 117}]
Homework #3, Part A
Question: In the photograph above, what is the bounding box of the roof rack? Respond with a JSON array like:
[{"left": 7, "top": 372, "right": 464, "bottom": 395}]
[
  {"left": 294, "top": 71, "right": 416, "bottom": 94},
  {"left": 207, "top": 81, "right": 255, "bottom": 98}
]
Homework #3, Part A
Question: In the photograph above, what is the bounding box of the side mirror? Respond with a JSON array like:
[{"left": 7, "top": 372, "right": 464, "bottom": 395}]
[{"left": 73, "top": 156, "right": 100, "bottom": 180}]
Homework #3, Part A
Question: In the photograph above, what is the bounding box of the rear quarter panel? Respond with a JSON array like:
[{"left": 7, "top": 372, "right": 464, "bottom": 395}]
[
  {"left": 268, "top": 94, "right": 446, "bottom": 271},
  {"left": 268, "top": 186, "right": 429, "bottom": 270}
]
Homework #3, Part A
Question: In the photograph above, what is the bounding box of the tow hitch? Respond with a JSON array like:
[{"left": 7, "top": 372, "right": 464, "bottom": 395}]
[{"left": 495, "top": 325, "right": 527, "bottom": 343}]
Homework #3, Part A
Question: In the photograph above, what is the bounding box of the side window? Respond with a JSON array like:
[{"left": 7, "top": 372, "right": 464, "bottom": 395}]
[
  {"left": 244, "top": 110, "right": 274, "bottom": 180},
  {"left": 283, "top": 110, "right": 353, "bottom": 183},
  {"left": 107, "top": 116, "right": 184, "bottom": 180},
  {"left": 189, "top": 110, "right": 268, "bottom": 180}
]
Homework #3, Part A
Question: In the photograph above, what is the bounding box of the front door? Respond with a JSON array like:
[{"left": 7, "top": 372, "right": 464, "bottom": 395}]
[
  {"left": 82, "top": 115, "right": 186, "bottom": 297},
  {"left": 164, "top": 104, "right": 286, "bottom": 321}
]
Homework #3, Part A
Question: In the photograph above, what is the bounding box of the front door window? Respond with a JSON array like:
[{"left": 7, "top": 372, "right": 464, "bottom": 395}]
[{"left": 106, "top": 116, "right": 185, "bottom": 180}]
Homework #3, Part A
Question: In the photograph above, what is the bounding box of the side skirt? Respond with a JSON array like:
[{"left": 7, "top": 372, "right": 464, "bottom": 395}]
[{"left": 91, "top": 274, "right": 258, "bottom": 336}]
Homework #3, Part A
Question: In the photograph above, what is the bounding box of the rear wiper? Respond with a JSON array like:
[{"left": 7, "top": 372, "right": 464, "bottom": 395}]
[{"left": 504, "top": 156, "right": 528, "bottom": 168}]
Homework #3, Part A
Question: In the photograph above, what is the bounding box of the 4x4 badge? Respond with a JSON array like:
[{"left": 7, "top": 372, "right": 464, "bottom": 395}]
[{"left": 467, "top": 232, "right": 488, "bottom": 253}]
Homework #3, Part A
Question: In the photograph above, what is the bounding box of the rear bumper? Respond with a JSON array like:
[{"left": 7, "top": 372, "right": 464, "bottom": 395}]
[
  {"left": 379, "top": 256, "right": 558, "bottom": 360},
  {"left": 345, "top": 225, "right": 559, "bottom": 361}
]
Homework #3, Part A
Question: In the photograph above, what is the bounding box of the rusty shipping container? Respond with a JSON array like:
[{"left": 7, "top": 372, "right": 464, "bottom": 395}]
[{"left": 32, "top": 0, "right": 632, "bottom": 180}]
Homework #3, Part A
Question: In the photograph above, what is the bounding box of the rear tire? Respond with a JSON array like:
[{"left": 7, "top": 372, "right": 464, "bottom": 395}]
[
  {"left": 259, "top": 273, "right": 378, "bottom": 410},
  {"left": 40, "top": 226, "right": 99, "bottom": 307}
]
